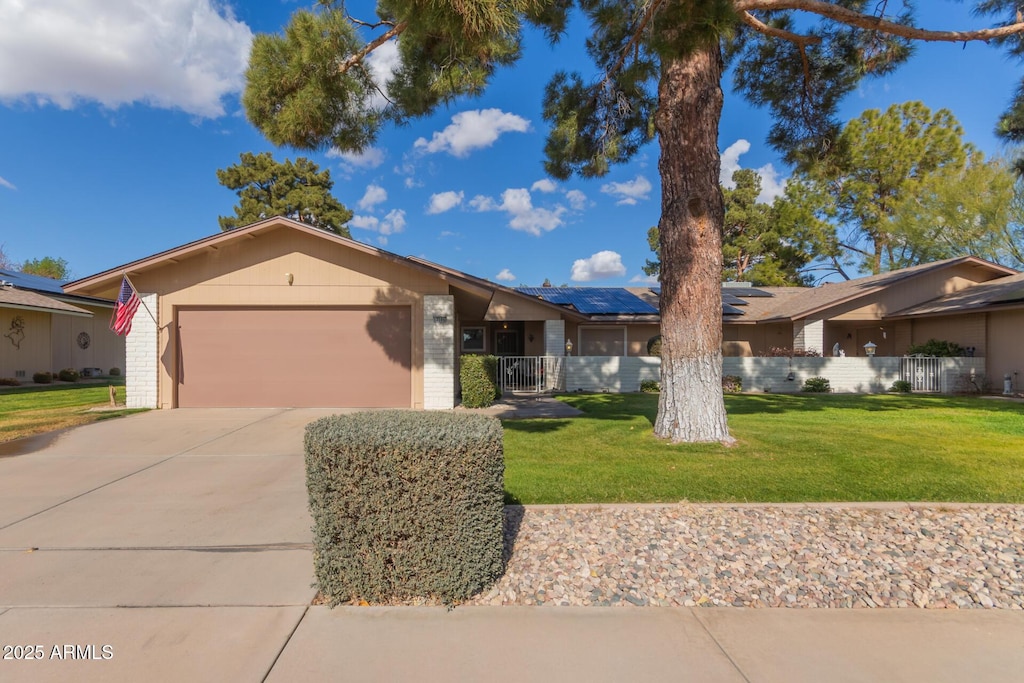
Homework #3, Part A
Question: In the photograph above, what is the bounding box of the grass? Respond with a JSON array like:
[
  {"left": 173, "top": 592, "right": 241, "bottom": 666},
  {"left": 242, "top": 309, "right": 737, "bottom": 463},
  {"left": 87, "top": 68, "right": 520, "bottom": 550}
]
[
  {"left": 502, "top": 393, "right": 1024, "bottom": 504},
  {"left": 0, "top": 381, "right": 142, "bottom": 444}
]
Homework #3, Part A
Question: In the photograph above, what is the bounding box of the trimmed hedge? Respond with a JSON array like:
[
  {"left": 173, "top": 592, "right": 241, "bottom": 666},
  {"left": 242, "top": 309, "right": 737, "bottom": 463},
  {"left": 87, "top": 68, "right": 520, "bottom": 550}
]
[
  {"left": 722, "top": 375, "right": 743, "bottom": 393},
  {"left": 459, "top": 354, "right": 499, "bottom": 408},
  {"left": 33, "top": 371, "right": 53, "bottom": 384},
  {"left": 304, "top": 410, "right": 505, "bottom": 605},
  {"left": 802, "top": 376, "right": 831, "bottom": 393},
  {"left": 639, "top": 379, "right": 660, "bottom": 393}
]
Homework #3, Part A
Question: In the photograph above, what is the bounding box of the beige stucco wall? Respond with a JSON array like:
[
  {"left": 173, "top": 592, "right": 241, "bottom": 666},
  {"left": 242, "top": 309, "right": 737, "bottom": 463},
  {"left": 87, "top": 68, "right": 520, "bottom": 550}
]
[
  {"left": 988, "top": 310, "right": 1024, "bottom": 389},
  {"left": 0, "top": 308, "right": 51, "bottom": 379},
  {"left": 51, "top": 304, "right": 126, "bottom": 374},
  {"left": 485, "top": 291, "right": 562, "bottom": 321},
  {"left": 910, "top": 313, "right": 987, "bottom": 356},
  {"left": 724, "top": 322, "right": 790, "bottom": 356},
  {"left": 113, "top": 228, "right": 449, "bottom": 409},
  {"left": 830, "top": 264, "right": 999, "bottom": 321}
]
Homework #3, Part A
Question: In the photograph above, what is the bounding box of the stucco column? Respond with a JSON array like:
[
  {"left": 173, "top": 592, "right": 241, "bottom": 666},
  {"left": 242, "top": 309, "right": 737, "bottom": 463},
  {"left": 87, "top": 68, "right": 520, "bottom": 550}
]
[
  {"left": 126, "top": 293, "right": 158, "bottom": 409},
  {"left": 423, "top": 295, "right": 455, "bottom": 410},
  {"left": 543, "top": 319, "right": 566, "bottom": 356},
  {"left": 794, "top": 318, "right": 824, "bottom": 355}
]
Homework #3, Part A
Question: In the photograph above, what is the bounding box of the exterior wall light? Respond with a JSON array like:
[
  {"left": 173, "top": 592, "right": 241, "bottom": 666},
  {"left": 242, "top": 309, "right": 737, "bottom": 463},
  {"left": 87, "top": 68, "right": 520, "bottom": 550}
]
[
  {"left": 286, "top": 273, "right": 294, "bottom": 285},
  {"left": 863, "top": 341, "right": 877, "bottom": 357},
  {"left": 565, "top": 339, "right": 573, "bottom": 356}
]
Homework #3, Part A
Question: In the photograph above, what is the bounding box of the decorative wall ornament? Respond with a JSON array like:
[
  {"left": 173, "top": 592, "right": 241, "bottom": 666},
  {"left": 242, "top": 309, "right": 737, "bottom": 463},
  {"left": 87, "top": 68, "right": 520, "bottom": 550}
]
[
  {"left": 77, "top": 332, "right": 91, "bottom": 350},
  {"left": 5, "top": 315, "right": 25, "bottom": 349}
]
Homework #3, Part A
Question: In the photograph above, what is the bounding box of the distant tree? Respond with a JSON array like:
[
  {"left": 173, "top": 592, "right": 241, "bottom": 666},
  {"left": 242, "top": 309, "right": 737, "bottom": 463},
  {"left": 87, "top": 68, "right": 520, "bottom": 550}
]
[
  {"left": 19, "top": 256, "right": 72, "bottom": 280},
  {"left": 642, "top": 226, "right": 660, "bottom": 278},
  {"left": 542, "top": 278, "right": 553, "bottom": 287},
  {"left": 722, "top": 169, "right": 812, "bottom": 285},
  {"left": 888, "top": 153, "right": 1020, "bottom": 267},
  {"left": 794, "top": 102, "right": 975, "bottom": 276},
  {"left": 217, "top": 152, "right": 352, "bottom": 235},
  {"left": 241, "top": 1, "right": 1024, "bottom": 443},
  {"left": 643, "top": 171, "right": 814, "bottom": 286},
  {"left": 0, "top": 245, "right": 13, "bottom": 271}
]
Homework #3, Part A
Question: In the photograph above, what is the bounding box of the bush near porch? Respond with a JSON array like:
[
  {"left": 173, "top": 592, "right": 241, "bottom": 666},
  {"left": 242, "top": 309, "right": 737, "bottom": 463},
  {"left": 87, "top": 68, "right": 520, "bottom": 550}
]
[{"left": 502, "top": 393, "right": 1024, "bottom": 504}]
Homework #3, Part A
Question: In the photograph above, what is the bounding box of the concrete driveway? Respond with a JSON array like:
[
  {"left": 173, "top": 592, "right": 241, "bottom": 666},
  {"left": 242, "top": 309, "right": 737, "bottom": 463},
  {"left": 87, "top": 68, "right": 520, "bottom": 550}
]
[{"left": 0, "top": 408, "right": 329, "bottom": 682}]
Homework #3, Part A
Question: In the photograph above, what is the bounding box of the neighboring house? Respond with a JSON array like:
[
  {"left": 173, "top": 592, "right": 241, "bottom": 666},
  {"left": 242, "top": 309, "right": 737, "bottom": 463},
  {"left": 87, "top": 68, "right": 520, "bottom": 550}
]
[
  {"left": 63, "top": 217, "right": 1022, "bottom": 408},
  {"left": 0, "top": 268, "right": 124, "bottom": 380}
]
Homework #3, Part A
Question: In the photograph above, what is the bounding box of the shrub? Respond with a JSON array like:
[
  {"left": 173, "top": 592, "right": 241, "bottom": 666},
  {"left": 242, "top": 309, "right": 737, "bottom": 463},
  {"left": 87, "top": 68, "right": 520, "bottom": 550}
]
[
  {"left": 304, "top": 411, "right": 504, "bottom": 605},
  {"left": 907, "top": 339, "right": 964, "bottom": 357},
  {"left": 802, "top": 376, "right": 831, "bottom": 393},
  {"left": 460, "top": 354, "right": 499, "bottom": 408},
  {"left": 889, "top": 380, "right": 912, "bottom": 393},
  {"left": 0, "top": 377, "right": 21, "bottom": 386},
  {"left": 646, "top": 335, "right": 662, "bottom": 357},
  {"left": 58, "top": 368, "right": 80, "bottom": 382},
  {"left": 109, "top": 367, "right": 122, "bottom": 376},
  {"left": 639, "top": 379, "right": 660, "bottom": 393},
  {"left": 33, "top": 371, "right": 53, "bottom": 384},
  {"left": 722, "top": 375, "right": 743, "bottom": 392},
  {"left": 758, "top": 347, "right": 822, "bottom": 357}
]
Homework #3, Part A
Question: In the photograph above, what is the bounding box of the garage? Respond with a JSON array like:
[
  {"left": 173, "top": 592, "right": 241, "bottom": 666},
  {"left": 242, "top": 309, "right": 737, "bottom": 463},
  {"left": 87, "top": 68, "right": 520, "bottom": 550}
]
[{"left": 176, "top": 307, "right": 411, "bottom": 408}]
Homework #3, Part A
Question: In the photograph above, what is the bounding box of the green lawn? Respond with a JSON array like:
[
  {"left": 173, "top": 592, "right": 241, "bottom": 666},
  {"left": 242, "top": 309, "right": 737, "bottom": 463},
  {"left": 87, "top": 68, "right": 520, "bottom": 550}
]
[
  {"left": 502, "top": 393, "right": 1024, "bottom": 504},
  {"left": 0, "top": 381, "right": 140, "bottom": 443}
]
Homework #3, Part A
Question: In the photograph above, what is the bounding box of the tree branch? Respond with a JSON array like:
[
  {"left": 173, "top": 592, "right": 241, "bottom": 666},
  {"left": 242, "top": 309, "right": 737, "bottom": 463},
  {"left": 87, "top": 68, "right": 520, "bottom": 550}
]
[
  {"left": 605, "top": 0, "right": 666, "bottom": 86},
  {"left": 739, "top": 11, "right": 819, "bottom": 93},
  {"left": 735, "top": 0, "right": 1024, "bottom": 43},
  {"left": 338, "top": 21, "right": 408, "bottom": 75}
]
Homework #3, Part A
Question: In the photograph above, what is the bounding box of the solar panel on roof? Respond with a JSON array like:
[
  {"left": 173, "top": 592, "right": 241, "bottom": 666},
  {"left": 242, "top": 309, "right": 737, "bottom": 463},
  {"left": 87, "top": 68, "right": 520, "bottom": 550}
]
[
  {"left": 722, "top": 293, "right": 747, "bottom": 306},
  {"left": 722, "top": 304, "right": 745, "bottom": 316},
  {"left": 0, "top": 268, "right": 67, "bottom": 294},
  {"left": 516, "top": 287, "right": 658, "bottom": 314}
]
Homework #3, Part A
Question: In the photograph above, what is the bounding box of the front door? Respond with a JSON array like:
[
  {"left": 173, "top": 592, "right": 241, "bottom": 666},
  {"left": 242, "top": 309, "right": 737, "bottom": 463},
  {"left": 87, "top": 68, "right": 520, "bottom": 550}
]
[{"left": 495, "top": 330, "right": 520, "bottom": 356}]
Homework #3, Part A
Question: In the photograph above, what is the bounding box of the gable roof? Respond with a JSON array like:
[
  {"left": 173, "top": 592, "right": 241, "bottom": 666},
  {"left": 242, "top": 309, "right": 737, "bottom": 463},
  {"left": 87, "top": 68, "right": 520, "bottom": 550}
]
[
  {"left": 0, "top": 284, "right": 93, "bottom": 317},
  {"left": 888, "top": 271, "right": 1024, "bottom": 318},
  {"left": 745, "top": 257, "right": 1018, "bottom": 322}
]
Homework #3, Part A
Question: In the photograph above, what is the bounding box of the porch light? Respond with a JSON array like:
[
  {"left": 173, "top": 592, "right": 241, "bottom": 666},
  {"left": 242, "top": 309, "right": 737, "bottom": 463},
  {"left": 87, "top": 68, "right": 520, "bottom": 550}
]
[
  {"left": 863, "top": 341, "right": 877, "bottom": 357},
  {"left": 565, "top": 339, "right": 573, "bottom": 356}
]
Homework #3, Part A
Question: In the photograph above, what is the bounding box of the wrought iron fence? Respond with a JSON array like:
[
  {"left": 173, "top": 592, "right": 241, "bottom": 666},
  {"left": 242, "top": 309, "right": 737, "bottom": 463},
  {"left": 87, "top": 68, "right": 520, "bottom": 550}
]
[
  {"left": 900, "top": 356, "right": 942, "bottom": 392},
  {"left": 496, "top": 356, "right": 565, "bottom": 394}
]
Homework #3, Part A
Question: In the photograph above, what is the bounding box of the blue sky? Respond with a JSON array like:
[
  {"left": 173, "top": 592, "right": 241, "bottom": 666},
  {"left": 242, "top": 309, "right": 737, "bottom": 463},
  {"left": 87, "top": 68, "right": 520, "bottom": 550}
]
[{"left": 0, "top": 1, "right": 1020, "bottom": 286}]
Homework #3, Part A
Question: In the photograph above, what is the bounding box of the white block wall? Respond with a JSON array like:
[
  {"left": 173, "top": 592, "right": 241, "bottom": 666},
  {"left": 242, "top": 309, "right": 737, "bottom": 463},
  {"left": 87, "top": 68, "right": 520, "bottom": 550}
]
[
  {"left": 544, "top": 319, "right": 565, "bottom": 356},
  {"left": 565, "top": 356, "right": 661, "bottom": 392},
  {"left": 423, "top": 295, "right": 455, "bottom": 410},
  {"left": 126, "top": 293, "right": 158, "bottom": 409},
  {"left": 723, "top": 357, "right": 901, "bottom": 393}
]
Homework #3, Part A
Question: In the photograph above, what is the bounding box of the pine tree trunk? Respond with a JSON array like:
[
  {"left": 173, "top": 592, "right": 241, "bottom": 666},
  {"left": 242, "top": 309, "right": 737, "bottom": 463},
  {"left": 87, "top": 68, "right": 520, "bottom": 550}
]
[{"left": 653, "top": 43, "right": 733, "bottom": 444}]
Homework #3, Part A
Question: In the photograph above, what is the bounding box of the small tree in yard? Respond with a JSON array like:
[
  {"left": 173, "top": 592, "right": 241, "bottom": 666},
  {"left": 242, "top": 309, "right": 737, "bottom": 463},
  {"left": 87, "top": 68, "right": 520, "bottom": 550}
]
[{"left": 242, "top": 1, "right": 1024, "bottom": 443}]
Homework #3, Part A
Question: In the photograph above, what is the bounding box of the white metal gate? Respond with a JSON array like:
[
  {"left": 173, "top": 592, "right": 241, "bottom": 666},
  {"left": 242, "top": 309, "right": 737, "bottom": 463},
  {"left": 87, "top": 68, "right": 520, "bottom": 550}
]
[
  {"left": 901, "top": 356, "right": 942, "bottom": 392},
  {"left": 497, "top": 356, "right": 565, "bottom": 394}
]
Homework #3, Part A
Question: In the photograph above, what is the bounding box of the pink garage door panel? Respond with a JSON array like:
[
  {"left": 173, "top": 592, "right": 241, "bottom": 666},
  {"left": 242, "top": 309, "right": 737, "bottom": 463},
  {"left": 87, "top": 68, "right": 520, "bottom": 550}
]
[{"left": 176, "top": 307, "right": 412, "bottom": 408}]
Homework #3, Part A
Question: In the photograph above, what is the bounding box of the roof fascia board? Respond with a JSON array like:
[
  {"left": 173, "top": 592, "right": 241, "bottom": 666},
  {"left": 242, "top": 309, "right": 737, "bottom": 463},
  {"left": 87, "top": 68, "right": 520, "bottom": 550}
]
[{"left": 0, "top": 302, "right": 93, "bottom": 317}]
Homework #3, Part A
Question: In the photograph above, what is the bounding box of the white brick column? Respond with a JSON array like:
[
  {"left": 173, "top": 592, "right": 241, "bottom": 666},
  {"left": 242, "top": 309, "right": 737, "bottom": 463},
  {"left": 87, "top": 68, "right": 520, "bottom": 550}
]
[
  {"left": 543, "top": 319, "right": 565, "bottom": 356},
  {"left": 126, "top": 293, "right": 158, "bottom": 409},
  {"left": 794, "top": 318, "right": 824, "bottom": 355},
  {"left": 423, "top": 295, "right": 455, "bottom": 410}
]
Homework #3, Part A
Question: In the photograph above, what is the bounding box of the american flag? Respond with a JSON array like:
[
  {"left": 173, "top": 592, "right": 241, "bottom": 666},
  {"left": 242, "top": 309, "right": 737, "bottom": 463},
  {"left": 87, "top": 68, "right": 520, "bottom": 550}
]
[{"left": 110, "top": 275, "right": 141, "bottom": 336}]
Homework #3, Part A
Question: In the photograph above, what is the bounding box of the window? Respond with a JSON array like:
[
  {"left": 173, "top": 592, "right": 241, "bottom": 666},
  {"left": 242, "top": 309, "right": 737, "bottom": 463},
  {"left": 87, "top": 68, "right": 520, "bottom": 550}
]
[{"left": 461, "top": 326, "right": 485, "bottom": 352}]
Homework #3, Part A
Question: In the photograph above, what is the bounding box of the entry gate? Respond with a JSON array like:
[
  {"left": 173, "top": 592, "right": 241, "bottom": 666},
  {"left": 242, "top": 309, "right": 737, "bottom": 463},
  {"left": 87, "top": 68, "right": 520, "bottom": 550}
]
[
  {"left": 497, "top": 356, "right": 565, "bottom": 394},
  {"left": 900, "top": 356, "right": 942, "bottom": 392}
]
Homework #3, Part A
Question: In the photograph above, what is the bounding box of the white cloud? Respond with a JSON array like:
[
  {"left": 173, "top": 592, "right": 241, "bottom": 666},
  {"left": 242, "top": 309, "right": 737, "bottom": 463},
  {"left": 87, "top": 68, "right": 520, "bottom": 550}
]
[
  {"left": 600, "top": 175, "right": 652, "bottom": 206},
  {"left": 364, "top": 40, "right": 400, "bottom": 111},
  {"left": 426, "top": 190, "right": 464, "bottom": 215},
  {"left": 350, "top": 215, "right": 379, "bottom": 231},
  {"left": 414, "top": 108, "right": 530, "bottom": 157},
  {"left": 531, "top": 178, "right": 557, "bottom": 193},
  {"left": 720, "top": 139, "right": 788, "bottom": 202},
  {"left": 380, "top": 209, "right": 406, "bottom": 235},
  {"left": 571, "top": 251, "right": 627, "bottom": 282},
  {"left": 470, "top": 188, "right": 567, "bottom": 236},
  {"left": 565, "top": 189, "right": 587, "bottom": 211},
  {"left": 377, "top": 236, "right": 388, "bottom": 246},
  {"left": 0, "top": 175, "right": 15, "bottom": 191},
  {"left": 438, "top": 230, "right": 460, "bottom": 238},
  {"left": 0, "top": 0, "right": 252, "bottom": 118},
  {"left": 629, "top": 273, "right": 659, "bottom": 285},
  {"left": 357, "top": 184, "right": 388, "bottom": 212},
  {"left": 327, "top": 146, "right": 386, "bottom": 170},
  {"left": 495, "top": 268, "right": 516, "bottom": 282},
  {"left": 720, "top": 139, "right": 752, "bottom": 188}
]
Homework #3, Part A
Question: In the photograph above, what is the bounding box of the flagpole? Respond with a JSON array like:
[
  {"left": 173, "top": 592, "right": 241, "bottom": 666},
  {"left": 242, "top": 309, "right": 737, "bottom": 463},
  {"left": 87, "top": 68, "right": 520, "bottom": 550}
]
[{"left": 122, "top": 272, "right": 158, "bottom": 326}]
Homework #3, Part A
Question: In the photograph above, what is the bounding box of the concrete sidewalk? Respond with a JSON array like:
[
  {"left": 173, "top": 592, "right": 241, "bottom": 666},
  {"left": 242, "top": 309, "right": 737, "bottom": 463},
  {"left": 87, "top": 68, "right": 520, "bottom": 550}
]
[{"left": 3, "top": 409, "right": 1024, "bottom": 682}]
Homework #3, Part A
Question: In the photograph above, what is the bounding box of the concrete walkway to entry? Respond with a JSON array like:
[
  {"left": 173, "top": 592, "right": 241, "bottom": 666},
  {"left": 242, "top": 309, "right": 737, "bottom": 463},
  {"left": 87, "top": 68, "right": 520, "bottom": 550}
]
[{"left": 1, "top": 409, "right": 1023, "bottom": 682}]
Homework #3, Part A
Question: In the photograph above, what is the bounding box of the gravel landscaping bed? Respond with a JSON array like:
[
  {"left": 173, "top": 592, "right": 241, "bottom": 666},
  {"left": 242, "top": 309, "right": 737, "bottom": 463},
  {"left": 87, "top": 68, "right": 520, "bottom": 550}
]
[{"left": 468, "top": 504, "right": 1024, "bottom": 609}]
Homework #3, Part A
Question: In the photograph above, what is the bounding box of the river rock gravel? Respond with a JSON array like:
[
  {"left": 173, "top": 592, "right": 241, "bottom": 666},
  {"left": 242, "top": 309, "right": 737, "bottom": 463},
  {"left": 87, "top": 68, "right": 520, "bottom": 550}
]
[{"left": 467, "top": 504, "right": 1024, "bottom": 609}]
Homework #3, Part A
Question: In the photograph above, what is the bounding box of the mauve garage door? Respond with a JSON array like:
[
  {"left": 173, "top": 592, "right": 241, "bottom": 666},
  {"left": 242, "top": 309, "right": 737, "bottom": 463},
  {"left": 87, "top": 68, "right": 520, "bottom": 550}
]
[{"left": 176, "top": 307, "right": 411, "bottom": 408}]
